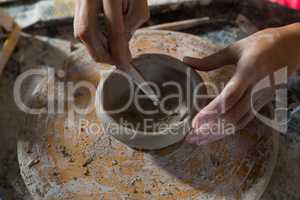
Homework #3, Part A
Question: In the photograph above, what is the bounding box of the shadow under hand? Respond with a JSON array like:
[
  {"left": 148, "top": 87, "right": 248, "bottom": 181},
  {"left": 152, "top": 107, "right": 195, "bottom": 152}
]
[{"left": 148, "top": 111, "right": 276, "bottom": 198}]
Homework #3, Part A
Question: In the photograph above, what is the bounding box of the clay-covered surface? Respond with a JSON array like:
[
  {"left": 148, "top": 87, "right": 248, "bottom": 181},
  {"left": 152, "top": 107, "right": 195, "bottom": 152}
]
[{"left": 18, "top": 31, "right": 279, "bottom": 200}]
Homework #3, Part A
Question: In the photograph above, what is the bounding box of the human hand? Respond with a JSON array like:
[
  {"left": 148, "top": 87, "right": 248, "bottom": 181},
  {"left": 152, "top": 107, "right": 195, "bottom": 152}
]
[
  {"left": 74, "top": 0, "right": 149, "bottom": 69},
  {"left": 183, "top": 23, "right": 300, "bottom": 146}
]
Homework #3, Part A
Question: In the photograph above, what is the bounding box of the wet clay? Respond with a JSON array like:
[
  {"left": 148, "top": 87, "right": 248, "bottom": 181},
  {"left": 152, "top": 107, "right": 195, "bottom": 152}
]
[
  {"left": 110, "top": 82, "right": 188, "bottom": 132},
  {"left": 100, "top": 54, "right": 205, "bottom": 133}
]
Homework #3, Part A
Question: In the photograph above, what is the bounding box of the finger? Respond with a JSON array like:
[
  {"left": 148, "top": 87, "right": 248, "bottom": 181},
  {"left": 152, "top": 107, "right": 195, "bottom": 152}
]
[
  {"left": 122, "top": 0, "right": 129, "bottom": 14},
  {"left": 183, "top": 47, "right": 237, "bottom": 71},
  {"left": 74, "top": 0, "right": 111, "bottom": 63},
  {"left": 74, "top": 0, "right": 81, "bottom": 18},
  {"left": 220, "top": 88, "right": 252, "bottom": 127},
  {"left": 186, "top": 127, "right": 228, "bottom": 146},
  {"left": 192, "top": 74, "right": 249, "bottom": 129},
  {"left": 103, "top": 0, "right": 132, "bottom": 66},
  {"left": 124, "top": 0, "right": 150, "bottom": 37},
  {"left": 185, "top": 129, "right": 210, "bottom": 145},
  {"left": 81, "top": 34, "right": 111, "bottom": 63},
  {"left": 73, "top": 0, "right": 85, "bottom": 38},
  {"left": 187, "top": 135, "right": 226, "bottom": 146}
]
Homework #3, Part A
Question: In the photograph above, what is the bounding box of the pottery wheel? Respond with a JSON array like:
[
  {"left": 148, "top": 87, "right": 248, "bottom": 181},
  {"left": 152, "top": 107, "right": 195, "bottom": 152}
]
[{"left": 18, "top": 30, "right": 279, "bottom": 200}]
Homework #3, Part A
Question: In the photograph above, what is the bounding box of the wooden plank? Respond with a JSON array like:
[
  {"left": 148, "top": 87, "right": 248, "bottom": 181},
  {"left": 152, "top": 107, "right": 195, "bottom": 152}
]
[
  {"left": 144, "top": 17, "right": 211, "bottom": 31},
  {"left": 0, "top": 10, "right": 20, "bottom": 75}
]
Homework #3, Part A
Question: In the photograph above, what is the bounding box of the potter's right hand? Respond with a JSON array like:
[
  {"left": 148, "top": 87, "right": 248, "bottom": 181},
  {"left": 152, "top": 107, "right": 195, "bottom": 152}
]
[
  {"left": 74, "top": 0, "right": 149, "bottom": 68},
  {"left": 183, "top": 23, "right": 300, "bottom": 146}
]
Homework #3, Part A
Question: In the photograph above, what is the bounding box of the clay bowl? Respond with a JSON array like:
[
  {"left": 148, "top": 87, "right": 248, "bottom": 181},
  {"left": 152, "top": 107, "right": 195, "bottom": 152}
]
[{"left": 96, "top": 54, "right": 207, "bottom": 150}]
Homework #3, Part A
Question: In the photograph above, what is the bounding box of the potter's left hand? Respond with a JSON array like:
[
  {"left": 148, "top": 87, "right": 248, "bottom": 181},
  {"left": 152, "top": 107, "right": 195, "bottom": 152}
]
[{"left": 183, "top": 23, "right": 300, "bottom": 146}]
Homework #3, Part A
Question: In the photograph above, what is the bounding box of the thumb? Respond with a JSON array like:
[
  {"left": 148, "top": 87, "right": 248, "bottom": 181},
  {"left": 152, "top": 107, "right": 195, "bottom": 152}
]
[{"left": 183, "top": 47, "right": 237, "bottom": 71}]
